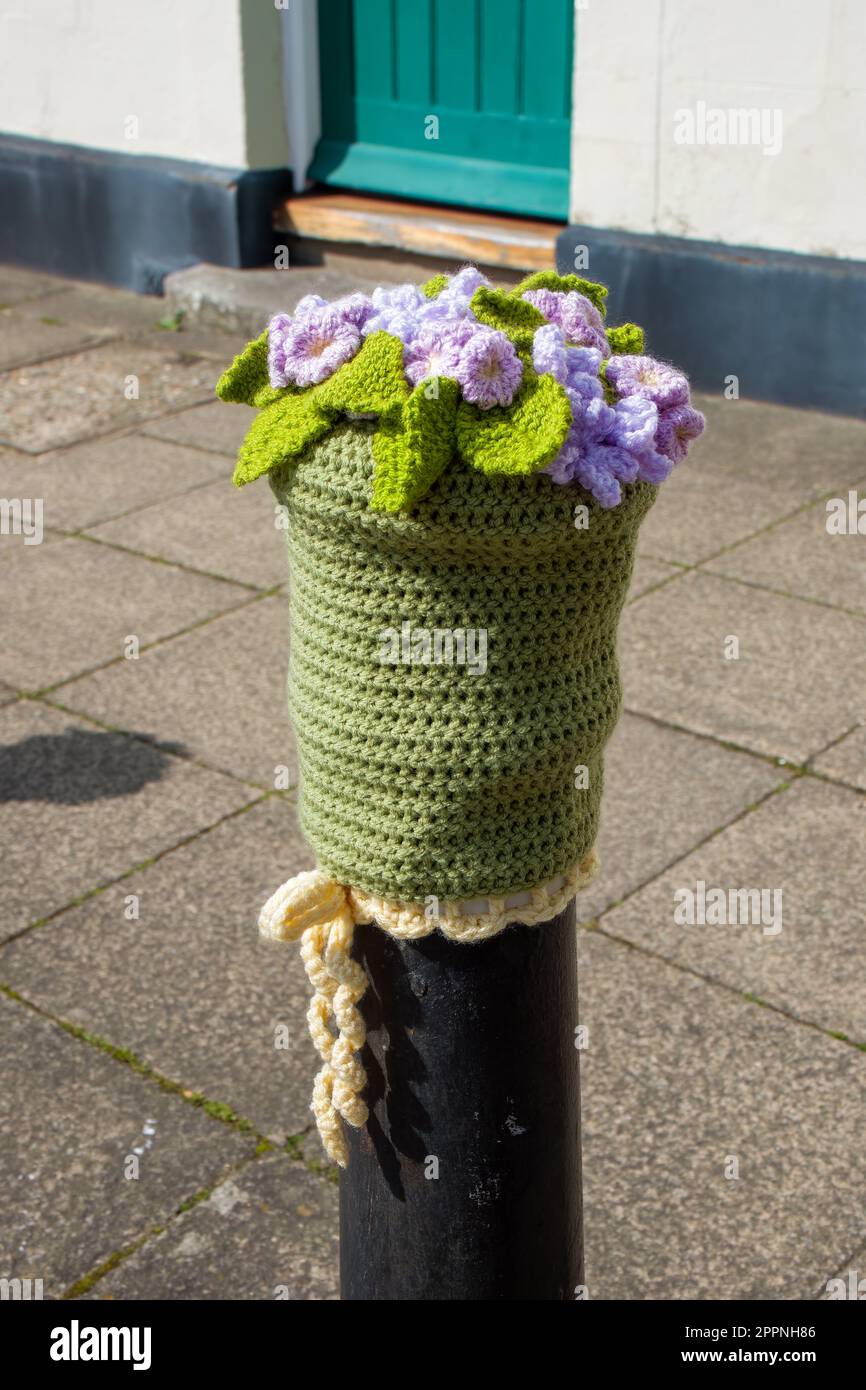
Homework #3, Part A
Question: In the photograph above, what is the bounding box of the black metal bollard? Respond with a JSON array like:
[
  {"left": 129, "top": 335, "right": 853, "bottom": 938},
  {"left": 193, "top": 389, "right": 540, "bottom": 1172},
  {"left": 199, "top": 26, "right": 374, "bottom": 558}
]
[{"left": 339, "top": 900, "right": 583, "bottom": 1301}]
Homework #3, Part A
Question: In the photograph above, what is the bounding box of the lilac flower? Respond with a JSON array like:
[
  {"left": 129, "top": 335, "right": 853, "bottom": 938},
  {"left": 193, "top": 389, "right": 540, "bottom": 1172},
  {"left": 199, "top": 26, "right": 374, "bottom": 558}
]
[
  {"left": 267, "top": 312, "right": 295, "bottom": 387},
  {"left": 456, "top": 329, "right": 523, "bottom": 409},
  {"left": 372, "top": 282, "right": 426, "bottom": 312},
  {"left": 523, "top": 288, "right": 609, "bottom": 354},
  {"left": 403, "top": 320, "right": 475, "bottom": 387},
  {"left": 532, "top": 324, "right": 568, "bottom": 382},
  {"left": 331, "top": 291, "right": 376, "bottom": 329},
  {"left": 361, "top": 307, "right": 421, "bottom": 343},
  {"left": 655, "top": 402, "right": 706, "bottom": 463},
  {"left": 565, "top": 345, "right": 603, "bottom": 384},
  {"left": 605, "top": 354, "right": 690, "bottom": 410},
  {"left": 547, "top": 396, "right": 652, "bottom": 506},
  {"left": 268, "top": 307, "right": 361, "bottom": 388},
  {"left": 291, "top": 294, "right": 328, "bottom": 321},
  {"left": 447, "top": 265, "right": 490, "bottom": 299}
]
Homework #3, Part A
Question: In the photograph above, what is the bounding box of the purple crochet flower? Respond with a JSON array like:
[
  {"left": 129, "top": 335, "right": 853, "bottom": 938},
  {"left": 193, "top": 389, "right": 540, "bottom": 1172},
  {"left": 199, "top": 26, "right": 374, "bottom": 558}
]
[
  {"left": 605, "top": 354, "right": 690, "bottom": 410},
  {"left": 456, "top": 329, "right": 523, "bottom": 409},
  {"left": 547, "top": 395, "right": 662, "bottom": 506},
  {"left": 523, "top": 288, "right": 609, "bottom": 354},
  {"left": 403, "top": 320, "right": 475, "bottom": 387},
  {"left": 331, "top": 291, "right": 376, "bottom": 330},
  {"left": 532, "top": 324, "right": 568, "bottom": 382},
  {"left": 268, "top": 307, "right": 361, "bottom": 388},
  {"left": 267, "top": 312, "right": 294, "bottom": 388},
  {"left": 656, "top": 402, "right": 706, "bottom": 463},
  {"left": 292, "top": 293, "right": 328, "bottom": 321}
]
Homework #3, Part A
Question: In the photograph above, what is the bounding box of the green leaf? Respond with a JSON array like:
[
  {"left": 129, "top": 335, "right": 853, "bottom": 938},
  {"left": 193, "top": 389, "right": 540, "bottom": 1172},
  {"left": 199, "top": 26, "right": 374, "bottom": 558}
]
[
  {"left": 469, "top": 286, "right": 545, "bottom": 355},
  {"left": 313, "top": 331, "right": 410, "bottom": 417},
  {"left": 370, "top": 378, "right": 459, "bottom": 512},
  {"left": 455, "top": 368, "right": 572, "bottom": 477},
  {"left": 606, "top": 322, "right": 645, "bottom": 355},
  {"left": 216, "top": 332, "right": 289, "bottom": 408},
  {"left": 232, "top": 391, "right": 332, "bottom": 487},
  {"left": 516, "top": 270, "right": 609, "bottom": 317},
  {"left": 421, "top": 273, "right": 448, "bottom": 299}
]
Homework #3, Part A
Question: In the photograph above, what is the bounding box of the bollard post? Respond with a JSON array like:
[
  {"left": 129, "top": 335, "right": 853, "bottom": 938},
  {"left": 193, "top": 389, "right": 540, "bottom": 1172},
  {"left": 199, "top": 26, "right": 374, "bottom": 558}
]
[{"left": 339, "top": 900, "right": 583, "bottom": 1301}]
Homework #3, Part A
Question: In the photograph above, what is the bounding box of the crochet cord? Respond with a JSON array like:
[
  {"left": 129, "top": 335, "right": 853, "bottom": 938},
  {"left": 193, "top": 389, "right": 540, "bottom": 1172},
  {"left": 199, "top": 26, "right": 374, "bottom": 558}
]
[{"left": 258, "top": 860, "right": 596, "bottom": 1167}]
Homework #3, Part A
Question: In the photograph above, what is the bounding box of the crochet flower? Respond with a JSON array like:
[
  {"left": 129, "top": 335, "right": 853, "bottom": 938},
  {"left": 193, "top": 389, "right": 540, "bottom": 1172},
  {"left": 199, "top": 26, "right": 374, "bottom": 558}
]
[
  {"left": 655, "top": 402, "right": 706, "bottom": 463},
  {"left": 268, "top": 307, "right": 361, "bottom": 388},
  {"left": 605, "top": 354, "right": 690, "bottom": 410},
  {"left": 403, "top": 320, "right": 475, "bottom": 387},
  {"left": 332, "top": 291, "right": 376, "bottom": 330},
  {"left": 523, "top": 288, "right": 609, "bottom": 354},
  {"left": 267, "top": 312, "right": 294, "bottom": 388},
  {"left": 547, "top": 396, "right": 655, "bottom": 506},
  {"left": 532, "top": 323, "right": 568, "bottom": 382},
  {"left": 456, "top": 329, "right": 523, "bottom": 409}
]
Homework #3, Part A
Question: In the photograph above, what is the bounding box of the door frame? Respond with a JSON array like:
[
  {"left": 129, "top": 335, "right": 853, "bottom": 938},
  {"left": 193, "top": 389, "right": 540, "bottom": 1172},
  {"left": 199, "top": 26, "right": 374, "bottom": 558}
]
[{"left": 279, "top": 0, "right": 321, "bottom": 193}]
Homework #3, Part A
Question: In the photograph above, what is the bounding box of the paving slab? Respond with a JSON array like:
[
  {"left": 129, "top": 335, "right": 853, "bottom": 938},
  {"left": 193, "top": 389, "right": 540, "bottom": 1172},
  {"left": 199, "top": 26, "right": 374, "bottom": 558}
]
[
  {"left": 0, "top": 308, "right": 112, "bottom": 371},
  {"left": 0, "top": 798, "right": 317, "bottom": 1141},
  {"left": 621, "top": 570, "right": 866, "bottom": 762},
  {"left": 11, "top": 283, "right": 251, "bottom": 363},
  {"left": 85, "top": 474, "right": 287, "bottom": 589},
  {"left": 811, "top": 724, "right": 866, "bottom": 792},
  {"left": 639, "top": 395, "right": 866, "bottom": 565},
  {"left": 579, "top": 931, "right": 866, "bottom": 1299},
  {"left": 0, "top": 433, "right": 228, "bottom": 533},
  {"left": 0, "top": 700, "right": 254, "bottom": 940},
  {"left": 79, "top": 1155, "right": 339, "bottom": 1300},
  {"left": 0, "top": 681, "right": 16, "bottom": 706},
  {"left": 0, "top": 342, "right": 216, "bottom": 452},
  {"left": 577, "top": 713, "right": 782, "bottom": 923},
  {"left": 141, "top": 399, "right": 255, "bottom": 457},
  {"left": 706, "top": 493, "right": 866, "bottom": 616},
  {"left": 627, "top": 554, "right": 683, "bottom": 601},
  {"left": 58, "top": 595, "right": 295, "bottom": 788},
  {"left": 0, "top": 992, "right": 257, "bottom": 1297},
  {"left": 1, "top": 534, "right": 251, "bottom": 690},
  {"left": 0, "top": 265, "right": 75, "bottom": 306},
  {"left": 598, "top": 777, "right": 866, "bottom": 1043}
]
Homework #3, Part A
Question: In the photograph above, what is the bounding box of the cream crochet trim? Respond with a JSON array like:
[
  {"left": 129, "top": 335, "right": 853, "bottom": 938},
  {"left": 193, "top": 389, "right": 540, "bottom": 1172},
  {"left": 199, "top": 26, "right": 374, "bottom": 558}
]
[{"left": 258, "top": 853, "right": 597, "bottom": 1167}]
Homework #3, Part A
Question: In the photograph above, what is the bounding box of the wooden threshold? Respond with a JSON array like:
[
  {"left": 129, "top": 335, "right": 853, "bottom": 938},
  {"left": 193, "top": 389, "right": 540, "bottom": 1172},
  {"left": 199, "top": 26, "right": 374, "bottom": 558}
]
[{"left": 273, "top": 190, "right": 562, "bottom": 273}]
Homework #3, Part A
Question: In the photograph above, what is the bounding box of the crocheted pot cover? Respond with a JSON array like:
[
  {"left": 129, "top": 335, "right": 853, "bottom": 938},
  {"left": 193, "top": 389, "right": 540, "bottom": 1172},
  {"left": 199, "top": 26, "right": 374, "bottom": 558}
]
[
  {"left": 217, "top": 265, "right": 704, "bottom": 1165},
  {"left": 271, "top": 421, "right": 656, "bottom": 903}
]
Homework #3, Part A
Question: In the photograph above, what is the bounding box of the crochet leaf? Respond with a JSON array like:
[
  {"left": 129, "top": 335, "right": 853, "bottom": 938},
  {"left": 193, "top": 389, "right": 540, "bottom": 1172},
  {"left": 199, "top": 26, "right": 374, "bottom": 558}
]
[
  {"left": 455, "top": 367, "right": 572, "bottom": 477},
  {"left": 470, "top": 286, "right": 545, "bottom": 354},
  {"left": 313, "top": 331, "right": 410, "bottom": 417},
  {"left": 216, "top": 331, "right": 290, "bottom": 409},
  {"left": 232, "top": 391, "right": 332, "bottom": 487},
  {"left": 607, "top": 322, "right": 645, "bottom": 355},
  {"left": 370, "top": 378, "right": 459, "bottom": 512},
  {"left": 516, "top": 270, "right": 609, "bottom": 318},
  {"left": 422, "top": 273, "right": 448, "bottom": 299}
]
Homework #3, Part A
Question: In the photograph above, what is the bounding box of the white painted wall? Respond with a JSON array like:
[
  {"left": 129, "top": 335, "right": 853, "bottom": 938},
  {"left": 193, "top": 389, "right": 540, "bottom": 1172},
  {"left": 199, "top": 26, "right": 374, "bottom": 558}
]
[
  {"left": 0, "top": 0, "right": 288, "bottom": 170},
  {"left": 570, "top": 0, "right": 866, "bottom": 260}
]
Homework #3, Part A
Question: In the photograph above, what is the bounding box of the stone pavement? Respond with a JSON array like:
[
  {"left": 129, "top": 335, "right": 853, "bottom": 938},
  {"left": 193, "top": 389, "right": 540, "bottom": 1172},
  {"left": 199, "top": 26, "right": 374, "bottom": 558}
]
[{"left": 1, "top": 263, "right": 865, "bottom": 1302}]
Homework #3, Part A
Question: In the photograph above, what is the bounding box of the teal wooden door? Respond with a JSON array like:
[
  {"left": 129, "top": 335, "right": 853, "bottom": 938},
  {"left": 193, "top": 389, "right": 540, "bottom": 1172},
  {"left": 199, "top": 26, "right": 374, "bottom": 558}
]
[{"left": 309, "top": 0, "right": 574, "bottom": 218}]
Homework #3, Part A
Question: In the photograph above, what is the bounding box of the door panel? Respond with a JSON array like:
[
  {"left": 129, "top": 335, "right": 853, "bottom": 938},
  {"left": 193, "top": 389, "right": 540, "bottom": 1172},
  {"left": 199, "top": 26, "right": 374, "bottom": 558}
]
[{"left": 310, "top": 0, "right": 573, "bottom": 218}]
